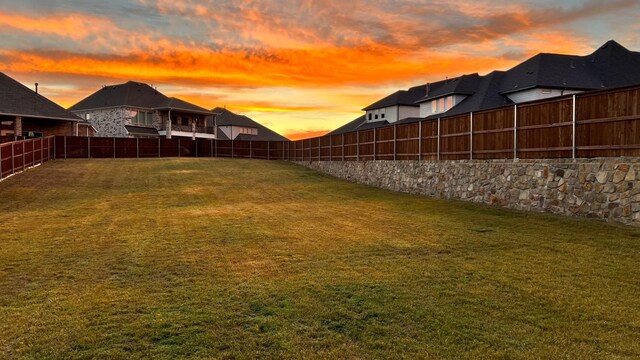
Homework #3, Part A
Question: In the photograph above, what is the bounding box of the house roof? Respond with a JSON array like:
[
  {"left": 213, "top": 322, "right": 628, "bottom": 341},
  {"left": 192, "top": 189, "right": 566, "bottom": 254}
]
[
  {"left": 69, "top": 81, "right": 212, "bottom": 115},
  {"left": 416, "top": 74, "right": 482, "bottom": 103},
  {"left": 362, "top": 85, "right": 427, "bottom": 111},
  {"left": 212, "top": 107, "right": 289, "bottom": 141},
  {"left": 499, "top": 40, "right": 640, "bottom": 94},
  {"left": 0, "top": 72, "right": 82, "bottom": 122},
  {"left": 125, "top": 125, "right": 159, "bottom": 136},
  {"left": 436, "top": 71, "right": 513, "bottom": 117}
]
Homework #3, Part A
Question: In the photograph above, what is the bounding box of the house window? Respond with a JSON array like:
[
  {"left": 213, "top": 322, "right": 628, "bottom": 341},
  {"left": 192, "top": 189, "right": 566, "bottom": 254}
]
[
  {"left": 438, "top": 98, "right": 445, "bottom": 113},
  {"left": 446, "top": 96, "right": 453, "bottom": 110},
  {"left": 431, "top": 100, "right": 437, "bottom": 114},
  {"left": 381, "top": 113, "right": 385, "bottom": 119},
  {"left": 85, "top": 113, "right": 91, "bottom": 120},
  {"left": 146, "top": 113, "right": 153, "bottom": 125},
  {"left": 368, "top": 113, "right": 372, "bottom": 121},
  {"left": 375, "top": 114, "right": 378, "bottom": 119}
]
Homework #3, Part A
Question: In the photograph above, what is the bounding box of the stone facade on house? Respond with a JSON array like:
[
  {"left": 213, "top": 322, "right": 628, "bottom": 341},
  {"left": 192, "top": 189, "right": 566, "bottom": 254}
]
[
  {"left": 295, "top": 159, "right": 640, "bottom": 226},
  {"left": 74, "top": 108, "right": 162, "bottom": 137}
]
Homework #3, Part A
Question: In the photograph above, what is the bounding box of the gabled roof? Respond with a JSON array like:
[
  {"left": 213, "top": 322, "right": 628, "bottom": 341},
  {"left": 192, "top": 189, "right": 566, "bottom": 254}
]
[
  {"left": 438, "top": 71, "right": 513, "bottom": 117},
  {"left": 416, "top": 74, "right": 481, "bottom": 103},
  {"left": 212, "top": 107, "right": 289, "bottom": 141},
  {"left": 0, "top": 72, "right": 81, "bottom": 121},
  {"left": 362, "top": 85, "right": 426, "bottom": 111},
  {"left": 499, "top": 40, "right": 640, "bottom": 94},
  {"left": 69, "top": 81, "right": 212, "bottom": 115}
]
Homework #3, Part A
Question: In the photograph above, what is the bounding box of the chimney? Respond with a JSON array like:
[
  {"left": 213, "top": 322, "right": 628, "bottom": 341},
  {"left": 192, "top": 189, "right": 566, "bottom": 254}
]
[{"left": 35, "top": 83, "right": 39, "bottom": 94}]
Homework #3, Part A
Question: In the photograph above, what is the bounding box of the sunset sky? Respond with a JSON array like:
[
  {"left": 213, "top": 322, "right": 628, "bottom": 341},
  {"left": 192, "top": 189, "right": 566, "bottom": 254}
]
[{"left": 1, "top": 0, "right": 639, "bottom": 139}]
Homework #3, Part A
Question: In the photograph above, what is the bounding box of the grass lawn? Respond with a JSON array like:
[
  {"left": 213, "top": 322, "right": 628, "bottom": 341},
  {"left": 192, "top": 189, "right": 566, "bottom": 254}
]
[{"left": 1, "top": 158, "right": 639, "bottom": 359}]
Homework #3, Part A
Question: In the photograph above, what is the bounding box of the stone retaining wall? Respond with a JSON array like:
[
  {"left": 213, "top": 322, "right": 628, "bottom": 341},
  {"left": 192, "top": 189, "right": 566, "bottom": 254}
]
[{"left": 295, "top": 159, "right": 640, "bottom": 226}]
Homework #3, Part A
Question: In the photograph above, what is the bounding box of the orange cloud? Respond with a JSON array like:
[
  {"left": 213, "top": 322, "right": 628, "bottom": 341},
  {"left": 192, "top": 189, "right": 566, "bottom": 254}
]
[{"left": 0, "top": 12, "right": 113, "bottom": 40}]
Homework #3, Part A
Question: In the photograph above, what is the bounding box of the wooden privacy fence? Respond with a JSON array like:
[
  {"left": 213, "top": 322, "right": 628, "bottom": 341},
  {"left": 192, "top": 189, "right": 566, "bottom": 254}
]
[
  {"left": 3, "top": 84, "right": 640, "bottom": 175},
  {"left": 54, "top": 136, "right": 292, "bottom": 161},
  {"left": 0, "top": 136, "right": 54, "bottom": 180},
  {"left": 290, "top": 85, "right": 640, "bottom": 161}
]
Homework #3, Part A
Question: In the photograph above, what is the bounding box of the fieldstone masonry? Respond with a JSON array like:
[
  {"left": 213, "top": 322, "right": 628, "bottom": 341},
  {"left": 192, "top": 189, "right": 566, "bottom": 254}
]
[{"left": 295, "top": 159, "right": 640, "bottom": 226}]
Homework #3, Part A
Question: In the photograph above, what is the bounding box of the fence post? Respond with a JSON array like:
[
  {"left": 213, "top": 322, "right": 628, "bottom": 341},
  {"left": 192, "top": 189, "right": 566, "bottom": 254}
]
[
  {"left": 0, "top": 145, "right": 3, "bottom": 179},
  {"left": 357, "top": 131, "right": 360, "bottom": 161},
  {"left": 572, "top": 94, "right": 577, "bottom": 159},
  {"left": 469, "top": 112, "right": 473, "bottom": 160},
  {"left": 231, "top": 139, "right": 234, "bottom": 158},
  {"left": 393, "top": 124, "right": 397, "bottom": 161},
  {"left": 64, "top": 136, "right": 67, "bottom": 159},
  {"left": 437, "top": 118, "right": 441, "bottom": 161},
  {"left": 268, "top": 141, "right": 270, "bottom": 160},
  {"left": 250, "top": 140, "right": 253, "bottom": 159},
  {"left": 11, "top": 143, "right": 14, "bottom": 174},
  {"left": 137, "top": 138, "right": 140, "bottom": 159},
  {"left": 40, "top": 138, "right": 43, "bottom": 164},
  {"left": 22, "top": 141, "right": 25, "bottom": 170},
  {"left": 373, "top": 128, "right": 377, "bottom": 161},
  {"left": 88, "top": 136, "right": 91, "bottom": 159},
  {"left": 211, "top": 139, "right": 214, "bottom": 158},
  {"left": 195, "top": 139, "right": 199, "bottom": 158},
  {"left": 418, "top": 121, "right": 422, "bottom": 161},
  {"left": 329, "top": 136, "right": 332, "bottom": 161},
  {"left": 215, "top": 139, "right": 218, "bottom": 158},
  {"left": 342, "top": 133, "right": 345, "bottom": 161},
  {"left": 113, "top": 137, "right": 116, "bottom": 159},
  {"left": 158, "top": 138, "right": 161, "bottom": 157},
  {"left": 513, "top": 104, "right": 518, "bottom": 161}
]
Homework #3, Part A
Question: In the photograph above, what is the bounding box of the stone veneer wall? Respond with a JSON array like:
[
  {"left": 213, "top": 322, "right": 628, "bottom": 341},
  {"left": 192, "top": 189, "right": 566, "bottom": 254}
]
[
  {"left": 295, "top": 159, "right": 640, "bottom": 226},
  {"left": 72, "top": 108, "right": 163, "bottom": 137}
]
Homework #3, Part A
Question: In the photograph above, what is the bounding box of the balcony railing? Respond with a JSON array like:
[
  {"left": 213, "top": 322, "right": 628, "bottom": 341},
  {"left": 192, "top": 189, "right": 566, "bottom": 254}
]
[{"left": 170, "top": 125, "right": 214, "bottom": 134}]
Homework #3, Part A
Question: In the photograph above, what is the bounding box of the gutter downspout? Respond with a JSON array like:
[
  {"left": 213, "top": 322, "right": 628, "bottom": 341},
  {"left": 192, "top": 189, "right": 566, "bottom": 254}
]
[{"left": 167, "top": 109, "right": 171, "bottom": 139}]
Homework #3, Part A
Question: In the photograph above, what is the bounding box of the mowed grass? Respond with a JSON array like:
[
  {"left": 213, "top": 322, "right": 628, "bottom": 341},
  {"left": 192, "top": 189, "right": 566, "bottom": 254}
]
[{"left": 1, "top": 159, "right": 640, "bottom": 359}]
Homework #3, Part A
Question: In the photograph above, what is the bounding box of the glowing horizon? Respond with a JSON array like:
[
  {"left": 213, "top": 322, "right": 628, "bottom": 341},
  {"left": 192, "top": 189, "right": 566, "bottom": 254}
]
[{"left": 1, "top": 0, "right": 639, "bottom": 139}]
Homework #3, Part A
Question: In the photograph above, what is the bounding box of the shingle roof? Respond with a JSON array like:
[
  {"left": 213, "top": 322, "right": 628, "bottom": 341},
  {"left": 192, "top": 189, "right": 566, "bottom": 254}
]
[
  {"left": 125, "top": 125, "right": 159, "bottom": 136},
  {"left": 499, "top": 40, "right": 640, "bottom": 94},
  {"left": 362, "top": 85, "right": 426, "bottom": 111},
  {"left": 0, "top": 72, "right": 81, "bottom": 121},
  {"left": 416, "top": 74, "right": 481, "bottom": 103},
  {"left": 212, "top": 107, "right": 289, "bottom": 141},
  {"left": 438, "top": 71, "right": 513, "bottom": 117},
  {"left": 69, "top": 81, "right": 212, "bottom": 115}
]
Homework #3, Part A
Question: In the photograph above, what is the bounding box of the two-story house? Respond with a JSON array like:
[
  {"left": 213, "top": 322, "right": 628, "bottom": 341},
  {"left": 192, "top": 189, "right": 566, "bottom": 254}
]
[
  {"left": 69, "top": 81, "right": 214, "bottom": 139},
  {"left": 328, "top": 40, "right": 640, "bottom": 134}
]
